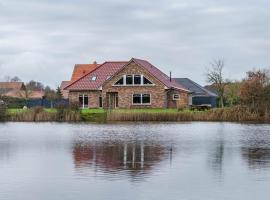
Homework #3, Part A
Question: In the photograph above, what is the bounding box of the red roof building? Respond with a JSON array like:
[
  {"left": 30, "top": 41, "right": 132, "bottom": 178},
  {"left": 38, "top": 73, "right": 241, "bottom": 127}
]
[{"left": 64, "top": 58, "right": 190, "bottom": 109}]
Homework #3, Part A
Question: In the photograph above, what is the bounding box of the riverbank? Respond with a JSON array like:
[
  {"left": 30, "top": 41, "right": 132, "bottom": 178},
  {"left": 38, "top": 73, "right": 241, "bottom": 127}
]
[{"left": 2, "top": 106, "right": 270, "bottom": 123}]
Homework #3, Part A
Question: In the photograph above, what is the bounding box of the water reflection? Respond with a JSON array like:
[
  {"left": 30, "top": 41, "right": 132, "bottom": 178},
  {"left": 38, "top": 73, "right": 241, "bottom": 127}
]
[
  {"left": 73, "top": 140, "right": 172, "bottom": 180},
  {"left": 242, "top": 148, "right": 270, "bottom": 169},
  {"left": 241, "top": 128, "right": 270, "bottom": 169}
]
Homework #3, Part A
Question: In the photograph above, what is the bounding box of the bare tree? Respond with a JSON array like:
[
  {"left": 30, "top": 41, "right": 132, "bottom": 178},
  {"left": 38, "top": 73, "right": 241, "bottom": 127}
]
[
  {"left": 10, "top": 76, "right": 21, "bottom": 82},
  {"left": 206, "top": 59, "right": 226, "bottom": 108}
]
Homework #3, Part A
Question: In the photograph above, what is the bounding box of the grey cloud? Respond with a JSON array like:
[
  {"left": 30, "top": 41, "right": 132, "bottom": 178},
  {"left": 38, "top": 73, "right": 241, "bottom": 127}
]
[{"left": 0, "top": 0, "right": 270, "bottom": 87}]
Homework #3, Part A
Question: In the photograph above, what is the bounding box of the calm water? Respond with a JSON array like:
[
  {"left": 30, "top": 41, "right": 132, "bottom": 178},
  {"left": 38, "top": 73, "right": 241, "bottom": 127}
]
[{"left": 0, "top": 122, "right": 270, "bottom": 200}]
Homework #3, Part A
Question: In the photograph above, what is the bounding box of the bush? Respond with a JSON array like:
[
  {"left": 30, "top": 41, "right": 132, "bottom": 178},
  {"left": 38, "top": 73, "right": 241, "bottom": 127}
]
[{"left": 0, "top": 101, "right": 7, "bottom": 121}]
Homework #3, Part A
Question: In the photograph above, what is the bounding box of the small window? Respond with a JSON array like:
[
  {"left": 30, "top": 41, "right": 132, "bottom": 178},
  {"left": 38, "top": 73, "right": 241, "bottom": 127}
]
[
  {"left": 91, "top": 76, "right": 97, "bottom": 81},
  {"left": 126, "top": 75, "right": 133, "bottom": 85},
  {"left": 173, "top": 94, "right": 180, "bottom": 100},
  {"left": 134, "top": 75, "right": 141, "bottom": 85},
  {"left": 115, "top": 77, "right": 124, "bottom": 85},
  {"left": 133, "top": 94, "right": 141, "bottom": 104},
  {"left": 143, "top": 77, "right": 153, "bottom": 85}
]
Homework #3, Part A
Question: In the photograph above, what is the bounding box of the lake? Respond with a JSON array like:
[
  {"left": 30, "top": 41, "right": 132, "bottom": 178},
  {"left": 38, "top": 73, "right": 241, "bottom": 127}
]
[{"left": 0, "top": 122, "right": 270, "bottom": 200}]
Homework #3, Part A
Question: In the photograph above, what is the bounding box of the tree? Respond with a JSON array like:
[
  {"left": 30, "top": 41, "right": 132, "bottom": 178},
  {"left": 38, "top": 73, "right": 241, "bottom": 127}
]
[
  {"left": 206, "top": 59, "right": 226, "bottom": 107},
  {"left": 225, "top": 81, "right": 241, "bottom": 106},
  {"left": 26, "top": 80, "right": 44, "bottom": 91},
  {"left": 239, "top": 69, "right": 270, "bottom": 110},
  {"left": 10, "top": 76, "right": 21, "bottom": 82},
  {"left": 56, "top": 86, "right": 63, "bottom": 100}
]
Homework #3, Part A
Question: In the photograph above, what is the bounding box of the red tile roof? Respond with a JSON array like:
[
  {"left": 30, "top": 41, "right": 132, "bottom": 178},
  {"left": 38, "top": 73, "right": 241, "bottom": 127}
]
[
  {"left": 65, "top": 58, "right": 189, "bottom": 92},
  {"left": 131, "top": 58, "right": 189, "bottom": 91},
  {"left": 70, "top": 63, "right": 99, "bottom": 82},
  {"left": 0, "top": 82, "right": 23, "bottom": 90},
  {"left": 4, "top": 90, "right": 45, "bottom": 99},
  {"left": 65, "top": 61, "right": 128, "bottom": 90}
]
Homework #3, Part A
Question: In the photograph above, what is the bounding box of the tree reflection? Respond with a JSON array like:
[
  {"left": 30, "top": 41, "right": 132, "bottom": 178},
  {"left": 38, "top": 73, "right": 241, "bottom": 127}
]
[
  {"left": 242, "top": 147, "right": 270, "bottom": 169},
  {"left": 72, "top": 140, "right": 171, "bottom": 180}
]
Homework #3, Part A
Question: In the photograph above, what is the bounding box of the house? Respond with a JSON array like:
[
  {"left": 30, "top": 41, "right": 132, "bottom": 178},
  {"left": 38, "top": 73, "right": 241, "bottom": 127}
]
[
  {"left": 60, "top": 61, "right": 99, "bottom": 99},
  {"left": 0, "top": 82, "right": 24, "bottom": 96},
  {"left": 64, "top": 58, "right": 190, "bottom": 109},
  {"left": 173, "top": 78, "right": 218, "bottom": 107},
  {"left": 0, "top": 82, "right": 45, "bottom": 99}
]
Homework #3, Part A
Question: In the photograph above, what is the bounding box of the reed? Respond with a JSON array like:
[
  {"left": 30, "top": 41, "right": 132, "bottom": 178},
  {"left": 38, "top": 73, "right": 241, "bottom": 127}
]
[
  {"left": 8, "top": 107, "right": 81, "bottom": 122},
  {"left": 107, "top": 106, "right": 269, "bottom": 123}
]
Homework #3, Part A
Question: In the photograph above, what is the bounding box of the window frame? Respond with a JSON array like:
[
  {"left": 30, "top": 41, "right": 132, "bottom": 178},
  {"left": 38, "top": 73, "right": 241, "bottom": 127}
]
[
  {"left": 132, "top": 93, "right": 151, "bottom": 105},
  {"left": 113, "top": 75, "right": 154, "bottom": 86},
  {"left": 173, "top": 94, "right": 180, "bottom": 100},
  {"left": 79, "top": 94, "right": 89, "bottom": 109}
]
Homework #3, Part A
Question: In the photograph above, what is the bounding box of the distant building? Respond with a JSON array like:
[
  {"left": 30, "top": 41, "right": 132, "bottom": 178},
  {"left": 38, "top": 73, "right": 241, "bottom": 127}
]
[
  {"left": 0, "top": 82, "right": 45, "bottom": 99},
  {"left": 173, "top": 78, "right": 218, "bottom": 107}
]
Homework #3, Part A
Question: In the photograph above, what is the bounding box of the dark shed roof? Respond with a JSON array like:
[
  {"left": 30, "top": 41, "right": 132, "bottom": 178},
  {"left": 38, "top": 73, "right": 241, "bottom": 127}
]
[{"left": 173, "top": 78, "right": 217, "bottom": 97}]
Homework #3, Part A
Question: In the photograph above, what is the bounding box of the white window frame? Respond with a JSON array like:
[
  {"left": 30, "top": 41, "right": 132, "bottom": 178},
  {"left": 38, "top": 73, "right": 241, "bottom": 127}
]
[
  {"left": 113, "top": 74, "right": 154, "bottom": 86},
  {"left": 173, "top": 94, "right": 180, "bottom": 100},
  {"left": 79, "top": 94, "right": 89, "bottom": 109},
  {"left": 132, "top": 93, "right": 151, "bottom": 105}
]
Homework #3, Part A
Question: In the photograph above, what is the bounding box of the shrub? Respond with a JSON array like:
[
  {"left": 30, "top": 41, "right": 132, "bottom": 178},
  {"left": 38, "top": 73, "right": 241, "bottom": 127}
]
[{"left": 0, "top": 101, "right": 7, "bottom": 121}]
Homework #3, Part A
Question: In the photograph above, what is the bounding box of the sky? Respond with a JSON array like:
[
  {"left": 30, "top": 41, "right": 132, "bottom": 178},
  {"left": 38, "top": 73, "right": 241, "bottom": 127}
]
[{"left": 0, "top": 0, "right": 270, "bottom": 88}]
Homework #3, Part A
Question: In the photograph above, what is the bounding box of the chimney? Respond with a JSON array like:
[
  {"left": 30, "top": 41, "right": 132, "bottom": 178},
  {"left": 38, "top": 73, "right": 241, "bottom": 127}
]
[
  {"left": 169, "top": 71, "right": 172, "bottom": 82},
  {"left": 93, "top": 61, "right": 97, "bottom": 65}
]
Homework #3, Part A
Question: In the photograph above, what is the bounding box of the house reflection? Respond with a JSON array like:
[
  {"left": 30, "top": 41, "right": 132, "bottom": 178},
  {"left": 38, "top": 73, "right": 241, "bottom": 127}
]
[{"left": 72, "top": 141, "right": 171, "bottom": 178}]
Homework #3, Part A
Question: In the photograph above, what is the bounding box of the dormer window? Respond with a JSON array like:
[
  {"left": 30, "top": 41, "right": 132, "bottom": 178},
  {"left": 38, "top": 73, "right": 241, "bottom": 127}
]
[
  {"left": 91, "top": 76, "right": 97, "bottom": 81},
  {"left": 113, "top": 75, "right": 153, "bottom": 86}
]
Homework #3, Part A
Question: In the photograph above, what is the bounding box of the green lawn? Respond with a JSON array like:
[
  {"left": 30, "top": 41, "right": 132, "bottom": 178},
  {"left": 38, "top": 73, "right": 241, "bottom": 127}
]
[{"left": 7, "top": 108, "right": 203, "bottom": 115}]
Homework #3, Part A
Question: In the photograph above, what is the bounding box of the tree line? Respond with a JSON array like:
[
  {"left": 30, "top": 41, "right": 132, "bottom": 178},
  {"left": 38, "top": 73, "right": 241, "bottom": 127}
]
[{"left": 207, "top": 59, "right": 270, "bottom": 116}]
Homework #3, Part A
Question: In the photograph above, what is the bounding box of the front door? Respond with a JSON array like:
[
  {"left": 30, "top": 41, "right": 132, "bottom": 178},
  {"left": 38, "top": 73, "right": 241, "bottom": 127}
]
[{"left": 107, "top": 92, "right": 118, "bottom": 109}]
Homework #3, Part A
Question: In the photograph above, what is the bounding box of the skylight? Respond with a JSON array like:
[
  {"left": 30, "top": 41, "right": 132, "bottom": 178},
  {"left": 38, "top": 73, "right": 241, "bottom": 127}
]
[{"left": 91, "top": 76, "right": 97, "bottom": 81}]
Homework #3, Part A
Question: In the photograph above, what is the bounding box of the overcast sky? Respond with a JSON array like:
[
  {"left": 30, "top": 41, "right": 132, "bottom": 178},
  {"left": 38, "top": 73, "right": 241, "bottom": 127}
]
[{"left": 0, "top": 0, "right": 270, "bottom": 88}]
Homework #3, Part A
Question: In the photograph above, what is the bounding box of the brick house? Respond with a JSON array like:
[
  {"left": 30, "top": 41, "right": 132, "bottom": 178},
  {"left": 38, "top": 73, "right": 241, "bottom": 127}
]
[{"left": 64, "top": 58, "right": 189, "bottom": 109}]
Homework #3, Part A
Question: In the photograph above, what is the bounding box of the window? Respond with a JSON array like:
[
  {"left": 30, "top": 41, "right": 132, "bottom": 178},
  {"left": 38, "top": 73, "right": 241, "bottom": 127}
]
[
  {"left": 115, "top": 77, "right": 124, "bottom": 85},
  {"left": 106, "top": 76, "right": 111, "bottom": 80},
  {"left": 143, "top": 76, "right": 153, "bottom": 85},
  {"left": 133, "top": 94, "right": 141, "bottom": 104},
  {"left": 99, "top": 96, "right": 103, "bottom": 108},
  {"left": 91, "top": 76, "right": 96, "bottom": 81},
  {"left": 113, "top": 75, "right": 153, "bottom": 86},
  {"left": 126, "top": 75, "right": 133, "bottom": 85},
  {"left": 79, "top": 94, "right": 88, "bottom": 108},
  {"left": 142, "top": 94, "right": 150, "bottom": 104},
  {"left": 134, "top": 75, "right": 141, "bottom": 85},
  {"left": 132, "top": 94, "right": 151, "bottom": 105},
  {"left": 173, "top": 94, "right": 180, "bottom": 100}
]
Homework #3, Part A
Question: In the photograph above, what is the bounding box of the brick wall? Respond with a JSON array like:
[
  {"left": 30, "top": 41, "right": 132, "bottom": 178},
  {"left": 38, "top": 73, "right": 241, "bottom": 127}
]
[
  {"left": 102, "top": 62, "right": 167, "bottom": 108},
  {"left": 69, "top": 90, "right": 101, "bottom": 108},
  {"left": 167, "top": 89, "right": 189, "bottom": 109}
]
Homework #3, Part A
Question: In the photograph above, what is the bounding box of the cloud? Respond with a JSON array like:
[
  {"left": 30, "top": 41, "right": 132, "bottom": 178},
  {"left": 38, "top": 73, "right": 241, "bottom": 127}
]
[{"left": 0, "top": 0, "right": 270, "bottom": 87}]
